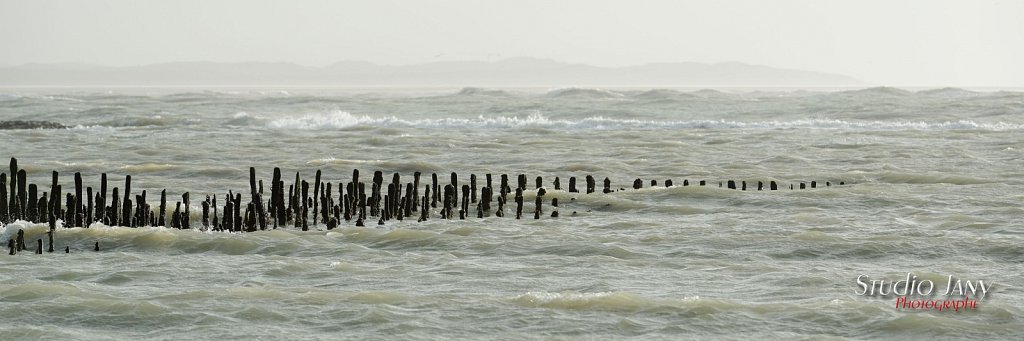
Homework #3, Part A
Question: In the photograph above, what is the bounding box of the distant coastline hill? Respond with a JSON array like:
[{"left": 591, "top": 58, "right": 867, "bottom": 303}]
[{"left": 0, "top": 58, "right": 863, "bottom": 87}]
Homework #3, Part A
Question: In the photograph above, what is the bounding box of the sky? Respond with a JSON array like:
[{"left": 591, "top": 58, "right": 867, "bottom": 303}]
[{"left": 1, "top": 0, "right": 1022, "bottom": 86}]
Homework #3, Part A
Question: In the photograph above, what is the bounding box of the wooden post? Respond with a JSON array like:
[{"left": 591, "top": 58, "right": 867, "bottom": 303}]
[
  {"left": 420, "top": 185, "right": 430, "bottom": 222},
  {"left": 431, "top": 173, "right": 439, "bottom": 208},
  {"left": 110, "top": 188, "right": 120, "bottom": 226},
  {"left": 633, "top": 178, "right": 642, "bottom": 190},
  {"left": 535, "top": 176, "right": 542, "bottom": 190},
  {"left": 122, "top": 175, "right": 132, "bottom": 227},
  {"left": 272, "top": 167, "right": 282, "bottom": 228},
  {"left": 74, "top": 172, "right": 83, "bottom": 227},
  {"left": 586, "top": 175, "right": 595, "bottom": 194},
  {"left": 460, "top": 185, "right": 469, "bottom": 220},
  {"left": 683, "top": 179, "right": 689, "bottom": 186},
  {"left": 470, "top": 174, "right": 477, "bottom": 203},
  {"left": 96, "top": 172, "right": 104, "bottom": 224},
  {"left": 553, "top": 177, "right": 561, "bottom": 190},
  {"left": 517, "top": 174, "right": 526, "bottom": 191},
  {"left": 7, "top": 238, "right": 14, "bottom": 255},
  {"left": 569, "top": 177, "right": 577, "bottom": 193},
  {"left": 40, "top": 194, "right": 50, "bottom": 229},
  {"left": 234, "top": 193, "right": 242, "bottom": 232},
  {"left": 800, "top": 183, "right": 806, "bottom": 189},
  {"left": 481, "top": 186, "right": 491, "bottom": 211},
  {"left": 17, "top": 229, "right": 25, "bottom": 252},
  {"left": 406, "top": 171, "right": 418, "bottom": 212},
  {"left": 0, "top": 173, "right": 7, "bottom": 223},
  {"left": 16, "top": 169, "right": 26, "bottom": 221},
  {"left": 534, "top": 196, "right": 541, "bottom": 219},
  {"left": 224, "top": 197, "right": 234, "bottom": 233},
  {"left": 665, "top": 179, "right": 673, "bottom": 187},
  {"left": 442, "top": 185, "right": 453, "bottom": 220},
  {"left": 47, "top": 230, "right": 53, "bottom": 252},
  {"left": 603, "top": 178, "right": 612, "bottom": 193},
  {"left": 811, "top": 181, "right": 817, "bottom": 189},
  {"left": 159, "top": 190, "right": 167, "bottom": 227},
  {"left": 8, "top": 158, "right": 17, "bottom": 221},
  {"left": 727, "top": 180, "right": 736, "bottom": 190},
  {"left": 202, "top": 195, "right": 210, "bottom": 229},
  {"left": 27, "top": 184, "right": 37, "bottom": 222},
  {"left": 86, "top": 187, "right": 94, "bottom": 226},
  {"left": 699, "top": 180, "right": 706, "bottom": 186},
  {"left": 551, "top": 198, "right": 559, "bottom": 217},
  {"left": 515, "top": 188, "right": 523, "bottom": 219},
  {"left": 770, "top": 181, "right": 778, "bottom": 190},
  {"left": 313, "top": 169, "right": 321, "bottom": 224},
  {"left": 182, "top": 192, "right": 190, "bottom": 229},
  {"left": 36, "top": 239, "right": 42, "bottom": 254},
  {"left": 301, "top": 181, "right": 309, "bottom": 231},
  {"left": 758, "top": 181, "right": 764, "bottom": 191}
]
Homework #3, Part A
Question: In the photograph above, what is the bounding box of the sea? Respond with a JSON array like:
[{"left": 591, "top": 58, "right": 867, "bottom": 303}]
[{"left": 0, "top": 86, "right": 1022, "bottom": 340}]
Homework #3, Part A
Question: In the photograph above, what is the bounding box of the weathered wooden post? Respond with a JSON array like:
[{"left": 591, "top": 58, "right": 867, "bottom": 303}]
[
  {"left": 183, "top": 192, "right": 190, "bottom": 229},
  {"left": 313, "top": 170, "right": 321, "bottom": 224},
  {"left": 17, "top": 169, "right": 26, "bottom": 220},
  {"left": 16, "top": 229, "right": 26, "bottom": 252},
  {"left": 633, "top": 178, "right": 642, "bottom": 190},
  {"left": 202, "top": 195, "right": 210, "bottom": 229},
  {"left": 470, "top": 174, "right": 477, "bottom": 203},
  {"left": 234, "top": 193, "right": 243, "bottom": 232},
  {"left": 8, "top": 238, "right": 15, "bottom": 255},
  {"left": 517, "top": 174, "right": 526, "bottom": 191},
  {"left": 301, "top": 181, "right": 309, "bottom": 231},
  {"left": 603, "top": 178, "right": 612, "bottom": 193},
  {"left": 159, "top": 190, "right": 167, "bottom": 227},
  {"left": 35, "top": 239, "right": 42, "bottom": 254},
  {"left": 758, "top": 181, "right": 764, "bottom": 191},
  {"left": 47, "top": 230, "right": 53, "bottom": 252},
  {"left": 551, "top": 198, "right": 559, "bottom": 217},
  {"left": 431, "top": 173, "right": 439, "bottom": 208},
  {"left": 515, "top": 188, "right": 523, "bottom": 219},
  {"left": 413, "top": 171, "right": 421, "bottom": 212},
  {"left": 554, "top": 177, "right": 561, "bottom": 190},
  {"left": 460, "top": 185, "right": 470, "bottom": 220},
  {"left": 420, "top": 185, "right": 430, "bottom": 222},
  {"left": 85, "top": 187, "right": 93, "bottom": 226},
  {"left": 0, "top": 173, "right": 7, "bottom": 223},
  {"left": 811, "top": 181, "right": 816, "bottom": 189},
  {"left": 8, "top": 158, "right": 18, "bottom": 221},
  {"left": 569, "top": 176, "right": 577, "bottom": 193},
  {"left": 74, "top": 172, "right": 83, "bottom": 227},
  {"left": 699, "top": 180, "right": 706, "bottom": 186},
  {"left": 727, "top": 180, "right": 736, "bottom": 190},
  {"left": 800, "top": 183, "right": 806, "bottom": 189},
  {"left": 96, "top": 172, "right": 105, "bottom": 224},
  {"left": 534, "top": 196, "right": 541, "bottom": 219},
  {"left": 27, "top": 184, "right": 37, "bottom": 222},
  {"left": 481, "top": 186, "right": 491, "bottom": 211},
  {"left": 665, "top": 179, "right": 673, "bottom": 187},
  {"left": 586, "top": 175, "right": 595, "bottom": 194},
  {"left": 122, "top": 175, "right": 132, "bottom": 227},
  {"left": 770, "top": 181, "right": 778, "bottom": 190},
  {"left": 535, "top": 176, "right": 543, "bottom": 190}
]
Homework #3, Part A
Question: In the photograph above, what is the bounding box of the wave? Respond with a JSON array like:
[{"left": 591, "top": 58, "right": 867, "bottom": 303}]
[
  {"left": 454, "top": 87, "right": 512, "bottom": 97},
  {"left": 263, "top": 111, "right": 1024, "bottom": 131},
  {"left": 545, "top": 87, "right": 626, "bottom": 99}
]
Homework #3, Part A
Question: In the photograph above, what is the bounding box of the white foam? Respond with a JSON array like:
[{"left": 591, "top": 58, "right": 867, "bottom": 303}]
[{"left": 264, "top": 111, "right": 1024, "bottom": 131}]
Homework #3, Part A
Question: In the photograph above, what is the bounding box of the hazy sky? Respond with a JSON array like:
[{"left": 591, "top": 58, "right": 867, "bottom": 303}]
[{"left": 2, "top": 0, "right": 1021, "bottom": 86}]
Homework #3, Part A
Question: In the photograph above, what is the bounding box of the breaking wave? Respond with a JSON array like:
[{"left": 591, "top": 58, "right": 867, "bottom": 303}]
[{"left": 264, "top": 111, "right": 1024, "bottom": 131}]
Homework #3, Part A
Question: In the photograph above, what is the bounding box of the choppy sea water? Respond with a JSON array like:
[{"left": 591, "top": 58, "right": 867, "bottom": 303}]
[{"left": 1, "top": 86, "right": 1023, "bottom": 340}]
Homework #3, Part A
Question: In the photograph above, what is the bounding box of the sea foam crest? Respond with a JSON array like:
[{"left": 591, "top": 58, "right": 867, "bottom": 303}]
[{"left": 265, "top": 111, "right": 1024, "bottom": 131}]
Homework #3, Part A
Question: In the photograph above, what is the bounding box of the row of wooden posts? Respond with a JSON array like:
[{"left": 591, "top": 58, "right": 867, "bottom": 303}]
[{"left": 2, "top": 157, "right": 845, "bottom": 236}]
